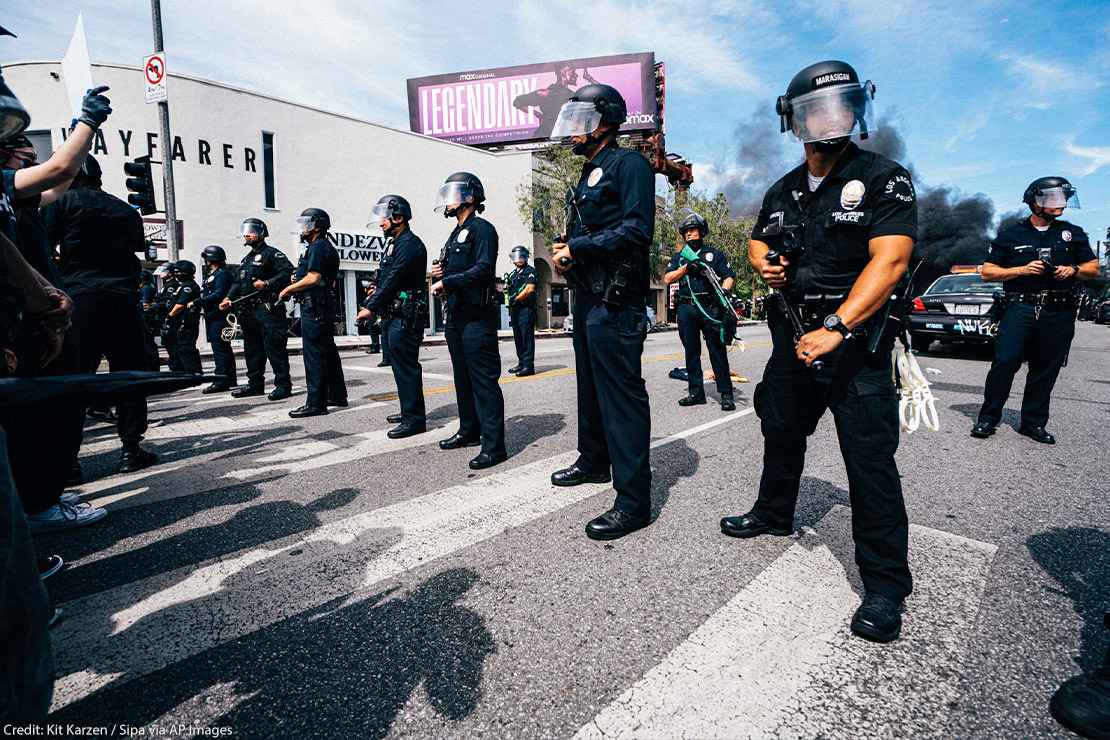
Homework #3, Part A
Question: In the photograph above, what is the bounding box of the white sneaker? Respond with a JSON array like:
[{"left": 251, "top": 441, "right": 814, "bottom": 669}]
[
  {"left": 26, "top": 502, "right": 107, "bottom": 532},
  {"left": 59, "top": 492, "right": 81, "bottom": 506}
]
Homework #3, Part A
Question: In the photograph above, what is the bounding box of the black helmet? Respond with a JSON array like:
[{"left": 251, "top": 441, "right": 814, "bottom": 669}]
[
  {"left": 172, "top": 259, "right": 196, "bottom": 277},
  {"left": 1023, "top": 176, "right": 1080, "bottom": 210},
  {"left": 510, "top": 245, "right": 530, "bottom": 261},
  {"left": 434, "top": 172, "right": 485, "bottom": 217},
  {"left": 241, "top": 217, "right": 268, "bottom": 238},
  {"left": 0, "top": 62, "right": 31, "bottom": 142},
  {"left": 678, "top": 211, "right": 709, "bottom": 238},
  {"left": 297, "top": 207, "right": 331, "bottom": 233},
  {"left": 201, "top": 245, "right": 226, "bottom": 263},
  {"left": 78, "top": 154, "right": 102, "bottom": 182},
  {"left": 550, "top": 84, "right": 627, "bottom": 149},
  {"left": 369, "top": 194, "right": 413, "bottom": 224},
  {"left": 140, "top": 269, "right": 154, "bottom": 283},
  {"left": 776, "top": 60, "right": 876, "bottom": 143}
]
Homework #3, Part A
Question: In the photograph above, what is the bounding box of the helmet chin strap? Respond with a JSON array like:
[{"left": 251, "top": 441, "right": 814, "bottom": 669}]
[
  {"left": 1031, "top": 205, "right": 1057, "bottom": 224},
  {"left": 813, "top": 137, "right": 850, "bottom": 154}
]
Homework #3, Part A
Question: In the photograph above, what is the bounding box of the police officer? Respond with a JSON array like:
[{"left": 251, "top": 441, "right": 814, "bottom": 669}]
[
  {"left": 548, "top": 83, "right": 654, "bottom": 540},
  {"left": 279, "top": 208, "right": 347, "bottom": 417},
  {"left": 721, "top": 61, "right": 915, "bottom": 643},
  {"left": 154, "top": 264, "right": 180, "bottom": 370},
  {"left": 166, "top": 260, "right": 202, "bottom": 373},
  {"left": 506, "top": 245, "right": 538, "bottom": 376},
  {"left": 138, "top": 269, "right": 160, "bottom": 370},
  {"left": 220, "top": 218, "right": 293, "bottom": 400},
  {"left": 357, "top": 195, "right": 428, "bottom": 438},
  {"left": 429, "top": 172, "right": 507, "bottom": 470},
  {"left": 663, "top": 211, "right": 737, "bottom": 411},
  {"left": 198, "top": 245, "right": 238, "bottom": 392},
  {"left": 374, "top": 234, "right": 396, "bottom": 368},
  {"left": 972, "top": 177, "right": 1097, "bottom": 444}
]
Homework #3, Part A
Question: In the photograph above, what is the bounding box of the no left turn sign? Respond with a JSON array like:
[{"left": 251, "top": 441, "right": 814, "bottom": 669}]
[{"left": 144, "top": 51, "right": 167, "bottom": 104}]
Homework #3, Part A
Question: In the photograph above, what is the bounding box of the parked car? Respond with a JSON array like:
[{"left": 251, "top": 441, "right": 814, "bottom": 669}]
[
  {"left": 907, "top": 272, "right": 1003, "bottom": 352},
  {"left": 1095, "top": 300, "right": 1110, "bottom": 325}
]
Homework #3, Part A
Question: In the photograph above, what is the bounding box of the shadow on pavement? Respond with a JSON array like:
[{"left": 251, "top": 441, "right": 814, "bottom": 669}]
[
  {"left": 1027, "top": 527, "right": 1110, "bottom": 673},
  {"left": 50, "top": 567, "right": 495, "bottom": 739}
]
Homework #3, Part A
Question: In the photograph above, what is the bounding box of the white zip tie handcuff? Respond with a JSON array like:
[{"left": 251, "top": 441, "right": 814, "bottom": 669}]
[{"left": 893, "top": 343, "right": 939, "bottom": 433}]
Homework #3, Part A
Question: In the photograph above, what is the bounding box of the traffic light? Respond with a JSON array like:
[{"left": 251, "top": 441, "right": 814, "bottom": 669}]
[{"left": 124, "top": 155, "right": 157, "bottom": 215}]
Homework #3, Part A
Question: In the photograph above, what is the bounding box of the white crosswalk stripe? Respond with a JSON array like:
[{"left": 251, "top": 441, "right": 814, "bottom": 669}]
[
  {"left": 50, "top": 411, "right": 750, "bottom": 711},
  {"left": 576, "top": 505, "right": 998, "bottom": 739}
]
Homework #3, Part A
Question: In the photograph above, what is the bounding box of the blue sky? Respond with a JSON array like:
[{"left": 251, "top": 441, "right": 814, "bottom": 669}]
[{"left": 4, "top": 0, "right": 1108, "bottom": 244}]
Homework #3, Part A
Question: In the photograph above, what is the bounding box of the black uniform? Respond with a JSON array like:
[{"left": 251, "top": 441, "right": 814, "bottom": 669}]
[
  {"left": 508, "top": 264, "right": 538, "bottom": 372},
  {"left": 976, "top": 218, "right": 1094, "bottom": 430},
  {"left": 42, "top": 185, "right": 151, "bottom": 452},
  {"left": 441, "top": 214, "right": 506, "bottom": 457},
  {"left": 226, "top": 244, "right": 293, "bottom": 392},
  {"left": 154, "top": 279, "right": 180, "bottom": 369},
  {"left": 366, "top": 229, "right": 428, "bottom": 426},
  {"left": 670, "top": 242, "right": 735, "bottom": 397},
  {"left": 748, "top": 142, "right": 915, "bottom": 602},
  {"left": 199, "top": 265, "right": 239, "bottom": 387},
  {"left": 565, "top": 142, "right": 654, "bottom": 518},
  {"left": 297, "top": 237, "right": 347, "bottom": 409},
  {"left": 0, "top": 171, "right": 84, "bottom": 518},
  {"left": 139, "top": 280, "right": 160, "bottom": 370},
  {"left": 167, "top": 278, "right": 202, "bottom": 373},
  {"left": 376, "top": 240, "right": 396, "bottom": 365}
]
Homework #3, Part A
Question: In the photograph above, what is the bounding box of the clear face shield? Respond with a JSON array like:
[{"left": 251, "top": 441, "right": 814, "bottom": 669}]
[
  {"left": 510, "top": 247, "right": 528, "bottom": 264},
  {"left": 789, "top": 83, "right": 875, "bottom": 144},
  {"left": 433, "top": 182, "right": 474, "bottom": 214},
  {"left": 240, "top": 221, "right": 265, "bottom": 240},
  {"left": 549, "top": 101, "right": 603, "bottom": 141},
  {"left": 0, "top": 67, "right": 30, "bottom": 142},
  {"left": 294, "top": 215, "right": 319, "bottom": 237},
  {"left": 1032, "top": 186, "right": 1080, "bottom": 210}
]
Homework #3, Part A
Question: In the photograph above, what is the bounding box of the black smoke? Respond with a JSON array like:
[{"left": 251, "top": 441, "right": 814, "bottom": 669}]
[{"left": 713, "top": 105, "right": 1010, "bottom": 291}]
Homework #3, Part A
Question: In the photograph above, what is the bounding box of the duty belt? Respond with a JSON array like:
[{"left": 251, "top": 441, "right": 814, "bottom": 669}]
[{"left": 1006, "top": 290, "right": 1077, "bottom": 307}]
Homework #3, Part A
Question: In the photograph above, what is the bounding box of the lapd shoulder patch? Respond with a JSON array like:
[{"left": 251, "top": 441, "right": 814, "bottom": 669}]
[
  {"left": 1061, "top": 230, "right": 1072, "bottom": 241},
  {"left": 883, "top": 172, "right": 915, "bottom": 204},
  {"left": 840, "top": 179, "right": 866, "bottom": 210},
  {"left": 456, "top": 228, "right": 469, "bottom": 243},
  {"left": 704, "top": 251, "right": 714, "bottom": 262},
  {"left": 587, "top": 168, "right": 603, "bottom": 188}
]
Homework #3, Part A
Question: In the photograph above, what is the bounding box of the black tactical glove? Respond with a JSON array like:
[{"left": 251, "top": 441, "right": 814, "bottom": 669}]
[{"left": 77, "top": 85, "right": 112, "bottom": 130}]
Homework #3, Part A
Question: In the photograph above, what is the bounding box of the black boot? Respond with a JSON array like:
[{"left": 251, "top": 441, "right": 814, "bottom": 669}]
[
  {"left": 720, "top": 511, "right": 792, "bottom": 538},
  {"left": 119, "top": 446, "right": 158, "bottom": 474},
  {"left": 970, "top": 421, "right": 996, "bottom": 438},
  {"left": 720, "top": 392, "right": 736, "bottom": 411},
  {"left": 585, "top": 507, "right": 650, "bottom": 541},
  {"left": 678, "top": 393, "right": 707, "bottom": 407},
  {"left": 1018, "top": 424, "right": 1056, "bottom": 444},
  {"left": 1051, "top": 629, "right": 1110, "bottom": 740},
  {"left": 850, "top": 592, "right": 904, "bottom": 643}
]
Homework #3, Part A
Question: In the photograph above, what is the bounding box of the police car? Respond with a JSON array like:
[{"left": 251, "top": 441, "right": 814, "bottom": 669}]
[{"left": 907, "top": 269, "right": 1003, "bottom": 352}]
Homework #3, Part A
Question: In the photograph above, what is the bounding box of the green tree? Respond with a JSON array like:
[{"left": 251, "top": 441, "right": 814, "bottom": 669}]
[{"left": 515, "top": 144, "right": 757, "bottom": 297}]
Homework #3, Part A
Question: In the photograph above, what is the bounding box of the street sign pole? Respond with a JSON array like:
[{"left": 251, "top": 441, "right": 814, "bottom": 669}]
[{"left": 148, "top": 0, "right": 179, "bottom": 262}]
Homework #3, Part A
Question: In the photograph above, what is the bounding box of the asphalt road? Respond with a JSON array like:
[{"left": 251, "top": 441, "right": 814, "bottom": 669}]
[{"left": 35, "top": 321, "right": 1110, "bottom": 739}]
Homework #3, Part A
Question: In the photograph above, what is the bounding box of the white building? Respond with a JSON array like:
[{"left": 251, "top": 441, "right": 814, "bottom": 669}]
[{"left": 2, "top": 61, "right": 542, "bottom": 336}]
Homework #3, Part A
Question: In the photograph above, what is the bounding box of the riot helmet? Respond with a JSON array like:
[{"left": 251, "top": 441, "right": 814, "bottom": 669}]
[
  {"left": 172, "top": 259, "right": 196, "bottom": 278},
  {"left": 678, "top": 211, "right": 709, "bottom": 240},
  {"left": 777, "top": 61, "right": 876, "bottom": 149},
  {"left": 434, "top": 172, "right": 485, "bottom": 218},
  {"left": 296, "top": 208, "right": 331, "bottom": 242},
  {"left": 201, "top": 245, "right": 227, "bottom": 263},
  {"left": 1023, "top": 176, "right": 1079, "bottom": 211},
  {"left": 370, "top": 194, "right": 413, "bottom": 236},
  {"left": 0, "top": 60, "right": 30, "bottom": 142},
  {"left": 510, "top": 245, "right": 530, "bottom": 265},
  {"left": 551, "top": 83, "right": 627, "bottom": 154},
  {"left": 77, "top": 154, "right": 102, "bottom": 184},
  {"left": 241, "top": 217, "right": 268, "bottom": 238}
]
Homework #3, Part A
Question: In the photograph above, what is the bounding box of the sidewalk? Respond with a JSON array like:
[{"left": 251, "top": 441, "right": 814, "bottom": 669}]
[{"left": 192, "top": 320, "right": 762, "bottom": 359}]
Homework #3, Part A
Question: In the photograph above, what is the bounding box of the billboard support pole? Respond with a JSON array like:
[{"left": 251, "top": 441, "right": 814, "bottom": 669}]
[{"left": 149, "top": 0, "right": 179, "bottom": 262}]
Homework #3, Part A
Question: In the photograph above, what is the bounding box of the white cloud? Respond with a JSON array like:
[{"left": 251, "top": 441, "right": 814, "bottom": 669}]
[{"left": 1065, "top": 140, "right": 1110, "bottom": 176}]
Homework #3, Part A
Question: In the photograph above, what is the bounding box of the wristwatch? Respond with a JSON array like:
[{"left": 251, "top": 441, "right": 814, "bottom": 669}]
[{"left": 823, "top": 314, "right": 852, "bottom": 338}]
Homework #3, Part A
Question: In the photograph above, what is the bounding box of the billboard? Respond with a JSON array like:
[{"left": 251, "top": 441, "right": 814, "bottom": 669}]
[{"left": 407, "top": 52, "right": 658, "bottom": 147}]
